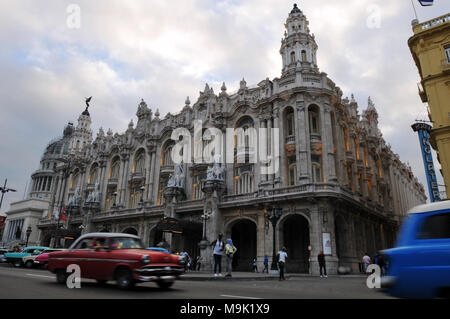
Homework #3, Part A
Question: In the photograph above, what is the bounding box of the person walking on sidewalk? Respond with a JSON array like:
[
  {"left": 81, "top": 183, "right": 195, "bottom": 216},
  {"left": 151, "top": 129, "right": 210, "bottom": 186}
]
[
  {"left": 196, "top": 255, "right": 202, "bottom": 271},
  {"left": 262, "top": 255, "right": 269, "bottom": 273},
  {"left": 225, "top": 238, "right": 237, "bottom": 278},
  {"left": 277, "top": 247, "right": 288, "bottom": 280},
  {"left": 362, "top": 253, "right": 371, "bottom": 274},
  {"left": 211, "top": 233, "right": 225, "bottom": 277},
  {"left": 252, "top": 258, "right": 258, "bottom": 273},
  {"left": 318, "top": 250, "right": 327, "bottom": 278}
]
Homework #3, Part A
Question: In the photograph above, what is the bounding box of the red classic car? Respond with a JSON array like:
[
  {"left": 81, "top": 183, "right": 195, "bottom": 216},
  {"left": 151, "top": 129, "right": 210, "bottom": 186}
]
[{"left": 48, "top": 233, "right": 185, "bottom": 289}]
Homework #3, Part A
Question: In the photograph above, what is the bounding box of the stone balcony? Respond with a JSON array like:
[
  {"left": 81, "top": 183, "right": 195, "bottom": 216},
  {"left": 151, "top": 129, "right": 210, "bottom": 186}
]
[
  {"left": 107, "top": 178, "right": 118, "bottom": 187},
  {"left": 129, "top": 172, "right": 145, "bottom": 184}
]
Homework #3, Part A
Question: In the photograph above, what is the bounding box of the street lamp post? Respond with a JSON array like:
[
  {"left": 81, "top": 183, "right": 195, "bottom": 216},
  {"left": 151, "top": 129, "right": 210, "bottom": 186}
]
[
  {"left": 200, "top": 210, "right": 211, "bottom": 241},
  {"left": 112, "top": 191, "right": 118, "bottom": 207},
  {"left": 25, "top": 226, "right": 32, "bottom": 247},
  {"left": 0, "top": 179, "right": 17, "bottom": 210},
  {"left": 267, "top": 204, "right": 282, "bottom": 271}
]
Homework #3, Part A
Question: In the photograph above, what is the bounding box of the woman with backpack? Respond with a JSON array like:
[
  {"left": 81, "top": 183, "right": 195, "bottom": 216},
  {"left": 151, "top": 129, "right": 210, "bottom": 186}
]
[{"left": 225, "top": 238, "right": 237, "bottom": 278}]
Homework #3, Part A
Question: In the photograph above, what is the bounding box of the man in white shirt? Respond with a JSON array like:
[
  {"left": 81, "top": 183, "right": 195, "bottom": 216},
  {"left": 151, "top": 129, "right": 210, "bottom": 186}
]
[
  {"left": 277, "top": 247, "right": 288, "bottom": 280},
  {"left": 211, "top": 233, "right": 225, "bottom": 276},
  {"left": 362, "top": 253, "right": 371, "bottom": 273}
]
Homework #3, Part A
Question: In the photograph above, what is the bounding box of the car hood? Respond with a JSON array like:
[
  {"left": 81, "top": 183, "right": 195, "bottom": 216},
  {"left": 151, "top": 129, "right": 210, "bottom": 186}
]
[
  {"left": 112, "top": 249, "right": 178, "bottom": 263},
  {"left": 4, "top": 252, "right": 29, "bottom": 258}
]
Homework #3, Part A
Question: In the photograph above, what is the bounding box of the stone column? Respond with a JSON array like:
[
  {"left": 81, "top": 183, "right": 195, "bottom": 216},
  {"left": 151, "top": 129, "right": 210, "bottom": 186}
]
[
  {"left": 322, "top": 103, "right": 337, "bottom": 182},
  {"left": 199, "top": 180, "right": 225, "bottom": 271},
  {"left": 296, "top": 99, "right": 309, "bottom": 184},
  {"left": 273, "top": 108, "right": 281, "bottom": 185},
  {"left": 149, "top": 150, "right": 156, "bottom": 202}
]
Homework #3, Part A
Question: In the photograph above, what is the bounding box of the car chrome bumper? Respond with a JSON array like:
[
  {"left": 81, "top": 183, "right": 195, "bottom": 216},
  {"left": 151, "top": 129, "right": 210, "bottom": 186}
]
[
  {"left": 381, "top": 276, "right": 397, "bottom": 289},
  {"left": 134, "top": 266, "right": 184, "bottom": 281}
]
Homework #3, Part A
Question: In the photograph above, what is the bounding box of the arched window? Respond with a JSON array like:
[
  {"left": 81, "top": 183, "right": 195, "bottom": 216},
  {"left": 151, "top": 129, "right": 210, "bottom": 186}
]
[
  {"left": 377, "top": 157, "right": 383, "bottom": 178},
  {"left": 347, "top": 165, "right": 353, "bottom": 190},
  {"left": 290, "top": 51, "right": 296, "bottom": 64},
  {"left": 109, "top": 156, "right": 120, "bottom": 179},
  {"left": 70, "top": 171, "right": 80, "bottom": 190},
  {"left": 88, "top": 163, "right": 99, "bottom": 184},
  {"left": 284, "top": 107, "right": 295, "bottom": 142},
  {"left": 234, "top": 116, "right": 255, "bottom": 162},
  {"left": 363, "top": 145, "right": 369, "bottom": 166},
  {"left": 311, "top": 155, "right": 322, "bottom": 183},
  {"left": 192, "top": 174, "right": 205, "bottom": 200},
  {"left": 308, "top": 105, "right": 320, "bottom": 135},
  {"left": 162, "top": 141, "right": 175, "bottom": 167},
  {"left": 133, "top": 149, "right": 145, "bottom": 173},
  {"left": 344, "top": 127, "right": 350, "bottom": 152},
  {"left": 234, "top": 117, "right": 255, "bottom": 195},
  {"left": 288, "top": 157, "right": 297, "bottom": 186},
  {"left": 354, "top": 138, "right": 360, "bottom": 160},
  {"left": 301, "top": 50, "right": 307, "bottom": 62},
  {"left": 235, "top": 171, "right": 253, "bottom": 194}
]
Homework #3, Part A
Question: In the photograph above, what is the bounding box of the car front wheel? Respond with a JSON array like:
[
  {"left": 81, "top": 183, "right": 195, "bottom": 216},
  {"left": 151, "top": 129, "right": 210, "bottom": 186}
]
[
  {"left": 56, "top": 269, "right": 68, "bottom": 284},
  {"left": 25, "top": 260, "right": 34, "bottom": 269},
  {"left": 115, "top": 268, "right": 135, "bottom": 290}
]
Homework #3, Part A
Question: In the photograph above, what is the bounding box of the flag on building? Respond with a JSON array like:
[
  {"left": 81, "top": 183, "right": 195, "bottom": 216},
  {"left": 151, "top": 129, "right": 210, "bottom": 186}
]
[
  {"left": 418, "top": 0, "right": 434, "bottom": 6},
  {"left": 61, "top": 207, "right": 67, "bottom": 222}
]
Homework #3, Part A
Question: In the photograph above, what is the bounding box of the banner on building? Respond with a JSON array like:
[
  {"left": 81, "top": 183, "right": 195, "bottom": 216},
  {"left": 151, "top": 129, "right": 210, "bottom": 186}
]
[
  {"left": 411, "top": 123, "right": 441, "bottom": 202},
  {"left": 322, "top": 232, "right": 332, "bottom": 255}
]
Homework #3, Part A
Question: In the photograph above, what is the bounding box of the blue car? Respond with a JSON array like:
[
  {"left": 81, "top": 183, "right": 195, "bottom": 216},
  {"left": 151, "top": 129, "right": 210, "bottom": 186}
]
[
  {"left": 4, "top": 246, "right": 50, "bottom": 267},
  {"left": 381, "top": 201, "right": 450, "bottom": 298}
]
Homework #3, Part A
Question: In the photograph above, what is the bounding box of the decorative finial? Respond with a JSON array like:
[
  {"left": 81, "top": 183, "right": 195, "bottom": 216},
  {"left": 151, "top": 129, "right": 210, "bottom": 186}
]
[
  {"left": 240, "top": 78, "right": 247, "bottom": 90},
  {"left": 185, "top": 96, "right": 190, "bottom": 106},
  {"left": 82, "top": 96, "right": 92, "bottom": 115},
  {"left": 221, "top": 82, "right": 227, "bottom": 92},
  {"left": 155, "top": 108, "right": 160, "bottom": 118}
]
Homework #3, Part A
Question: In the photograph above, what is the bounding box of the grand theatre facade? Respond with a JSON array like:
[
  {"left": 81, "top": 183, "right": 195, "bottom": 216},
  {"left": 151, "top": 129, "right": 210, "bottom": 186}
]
[{"left": 37, "top": 4, "right": 426, "bottom": 274}]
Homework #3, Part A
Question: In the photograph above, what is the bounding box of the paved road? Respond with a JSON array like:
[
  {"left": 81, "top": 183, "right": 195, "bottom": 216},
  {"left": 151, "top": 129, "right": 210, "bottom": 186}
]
[{"left": 0, "top": 263, "right": 392, "bottom": 299}]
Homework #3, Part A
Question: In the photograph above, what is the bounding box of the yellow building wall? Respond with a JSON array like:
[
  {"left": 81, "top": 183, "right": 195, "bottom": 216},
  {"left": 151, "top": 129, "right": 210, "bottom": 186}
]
[{"left": 409, "top": 14, "right": 450, "bottom": 198}]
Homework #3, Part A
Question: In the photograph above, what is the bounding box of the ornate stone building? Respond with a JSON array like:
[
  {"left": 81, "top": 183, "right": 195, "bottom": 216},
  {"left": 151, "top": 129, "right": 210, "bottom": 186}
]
[{"left": 34, "top": 4, "right": 426, "bottom": 274}]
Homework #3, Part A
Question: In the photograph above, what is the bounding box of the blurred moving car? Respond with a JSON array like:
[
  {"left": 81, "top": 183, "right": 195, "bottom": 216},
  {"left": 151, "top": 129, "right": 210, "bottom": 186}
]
[
  {"left": 4, "top": 246, "right": 50, "bottom": 267},
  {"left": 48, "top": 233, "right": 186, "bottom": 289},
  {"left": 147, "top": 247, "right": 170, "bottom": 254},
  {"left": 23, "top": 248, "right": 65, "bottom": 269},
  {"left": 382, "top": 201, "right": 450, "bottom": 298},
  {"left": 0, "top": 249, "right": 9, "bottom": 263}
]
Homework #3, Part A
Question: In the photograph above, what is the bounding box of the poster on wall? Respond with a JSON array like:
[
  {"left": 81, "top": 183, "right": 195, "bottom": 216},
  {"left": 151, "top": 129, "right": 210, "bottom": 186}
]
[{"left": 322, "top": 232, "right": 332, "bottom": 255}]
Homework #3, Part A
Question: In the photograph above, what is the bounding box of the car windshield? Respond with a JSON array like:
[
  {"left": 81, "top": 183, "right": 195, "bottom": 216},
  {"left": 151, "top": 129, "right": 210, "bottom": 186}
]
[{"left": 110, "top": 237, "right": 144, "bottom": 250}]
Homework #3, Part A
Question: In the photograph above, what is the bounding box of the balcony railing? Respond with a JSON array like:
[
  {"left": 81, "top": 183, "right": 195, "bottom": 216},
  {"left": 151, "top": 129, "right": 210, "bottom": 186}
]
[
  {"left": 107, "top": 178, "right": 118, "bottom": 186},
  {"left": 285, "top": 135, "right": 295, "bottom": 144},
  {"left": 416, "top": 13, "right": 450, "bottom": 31}
]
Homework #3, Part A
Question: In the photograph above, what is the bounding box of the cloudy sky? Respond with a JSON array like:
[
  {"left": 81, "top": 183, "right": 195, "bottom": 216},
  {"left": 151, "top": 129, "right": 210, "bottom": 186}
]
[{"left": 0, "top": 0, "right": 449, "bottom": 215}]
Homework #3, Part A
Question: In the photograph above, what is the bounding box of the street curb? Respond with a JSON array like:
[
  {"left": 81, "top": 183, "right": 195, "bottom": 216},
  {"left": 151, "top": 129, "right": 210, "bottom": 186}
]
[
  {"left": 179, "top": 276, "right": 283, "bottom": 281},
  {"left": 179, "top": 274, "right": 367, "bottom": 281}
]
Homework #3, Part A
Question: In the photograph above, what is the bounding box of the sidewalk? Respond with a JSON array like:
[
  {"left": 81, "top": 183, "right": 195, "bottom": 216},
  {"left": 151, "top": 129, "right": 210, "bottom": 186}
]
[{"left": 179, "top": 271, "right": 366, "bottom": 281}]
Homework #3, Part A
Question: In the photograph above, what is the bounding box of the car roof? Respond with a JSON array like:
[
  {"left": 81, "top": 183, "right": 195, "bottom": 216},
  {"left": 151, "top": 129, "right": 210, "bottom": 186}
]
[
  {"left": 408, "top": 201, "right": 450, "bottom": 214},
  {"left": 75, "top": 232, "right": 140, "bottom": 240}
]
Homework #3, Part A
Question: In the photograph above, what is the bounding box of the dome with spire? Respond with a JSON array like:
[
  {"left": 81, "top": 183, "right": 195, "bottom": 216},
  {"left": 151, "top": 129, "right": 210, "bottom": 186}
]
[{"left": 290, "top": 3, "right": 302, "bottom": 14}]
